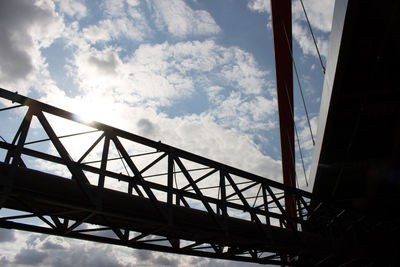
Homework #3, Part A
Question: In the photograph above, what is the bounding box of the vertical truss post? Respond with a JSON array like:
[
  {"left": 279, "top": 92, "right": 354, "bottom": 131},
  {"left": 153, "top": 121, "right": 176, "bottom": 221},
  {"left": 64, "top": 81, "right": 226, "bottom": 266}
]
[
  {"left": 167, "top": 154, "right": 174, "bottom": 225},
  {"left": 98, "top": 134, "right": 110, "bottom": 212},
  {"left": 219, "top": 171, "right": 228, "bottom": 229},
  {"left": 98, "top": 135, "right": 109, "bottom": 189},
  {"left": 262, "top": 184, "right": 271, "bottom": 225}
]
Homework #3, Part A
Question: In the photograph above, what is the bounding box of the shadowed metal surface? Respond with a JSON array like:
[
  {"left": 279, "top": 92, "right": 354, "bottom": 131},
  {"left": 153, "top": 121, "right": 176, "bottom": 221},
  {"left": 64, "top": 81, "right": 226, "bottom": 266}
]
[{"left": 309, "top": 0, "right": 400, "bottom": 265}]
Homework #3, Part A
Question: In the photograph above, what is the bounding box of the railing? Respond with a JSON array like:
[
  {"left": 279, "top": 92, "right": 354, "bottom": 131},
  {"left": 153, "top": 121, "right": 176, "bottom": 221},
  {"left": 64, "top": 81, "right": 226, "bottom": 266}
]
[{"left": 0, "top": 88, "right": 326, "bottom": 265}]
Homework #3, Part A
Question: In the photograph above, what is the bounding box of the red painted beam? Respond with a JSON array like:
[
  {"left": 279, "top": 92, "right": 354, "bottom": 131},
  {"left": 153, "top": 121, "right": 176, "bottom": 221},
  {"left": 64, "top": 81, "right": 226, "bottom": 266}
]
[{"left": 270, "top": 0, "right": 296, "bottom": 220}]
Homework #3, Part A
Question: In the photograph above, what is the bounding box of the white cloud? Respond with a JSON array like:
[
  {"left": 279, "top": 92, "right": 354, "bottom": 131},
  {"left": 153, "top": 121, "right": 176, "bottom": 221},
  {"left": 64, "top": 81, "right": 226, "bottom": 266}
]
[
  {"left": 127, "top": 0, "right": 140, "bottom": 6},
  {"left": 292, "top": 0, "right": 335, "bottom": 33},
  {"left": 82, "top": 4, "right": 150, "bottom": 43},
  {"left": 292, "top": 0, "right": 334, "bottom": 57},
  {"left": 0, "top": 0, "right": 64, "bottom": 92},
  {"left": 208, "top": 91, "right": 277, "bottom": 134},
  {"left": 88, "top": 49, "right": 122, "bottom": 75},
  {"left": 0, "top": 231, "right": 131, "bottom": 267},
  {"left": 247, "top": 0, "right": 334, "bottom": 33},
  {"left": 220, "top": 47, "right": 269, "bottom": 95},
  {"left": 247, "top": 0, "right": 335, "bottom": 58},
  {"left": 1, "top": 229, "right": 260, "bottom": 267},
  {"left": 0, "top": 228, "right": 16, "bottom": 243},
  {"left": 292, "top": 22, "right": 316, "bottom": 55},
  {"left": 64, "top": 39, "right": 271, "bottom": 113},
  {"left": 292, "top": 21, "right": 330, "bottom": 58},
  {"left": 82, "top": 20, "right": 116, "bottom": 43},
  {"left": 247, "top": 0, "right": 271, "bottom": 13},
  {"left": 297, "top": 115, "right": 318, "bottom": 151},
  {"left": 56, "top": 0, "right": 87, "bottom": 19},
  {"left": 149, "top": 0, "right": 221, "bottom": 37}
]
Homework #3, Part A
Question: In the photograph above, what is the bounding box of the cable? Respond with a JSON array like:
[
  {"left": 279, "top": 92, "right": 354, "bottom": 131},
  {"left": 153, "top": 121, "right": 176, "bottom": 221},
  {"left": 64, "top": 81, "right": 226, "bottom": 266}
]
[
  {"left": 282, "top": 21, "right": 315, "bottom": 146},
  {"left": 173, "top": 161, "right": 178, "bottom": 189},
  {"left": 294, "top": 119, "right": 309, "bottom": 187},
  {"left": 0, "top": 104, "right": 24, "bottom": 112},
  {"left": 280, "top": 20, "right": 312, "bottom": 188},
  {"left": 25, "top": 129, "right": 100, "bottom": 145},
  {"left": 283, "top": 81, "right": 309, "bottom": 188},
  {"left": 299, "top": 0, "right": 326, "bottom": 74},
  {"left": 293, "top": 56, "right": 316, "bottom": 146}
]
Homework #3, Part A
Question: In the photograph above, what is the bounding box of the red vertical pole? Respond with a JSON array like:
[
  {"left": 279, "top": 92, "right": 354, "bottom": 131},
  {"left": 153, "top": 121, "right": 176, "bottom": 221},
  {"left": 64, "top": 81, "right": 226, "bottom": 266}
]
[{"left": 270, "top": 0, "right": 296, "bottom": 222}]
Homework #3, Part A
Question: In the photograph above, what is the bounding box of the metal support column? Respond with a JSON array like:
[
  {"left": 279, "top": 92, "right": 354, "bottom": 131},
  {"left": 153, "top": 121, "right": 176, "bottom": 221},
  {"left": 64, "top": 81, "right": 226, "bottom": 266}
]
[{"left": 270, "top": 0, "right": 296, "bottom": 221}]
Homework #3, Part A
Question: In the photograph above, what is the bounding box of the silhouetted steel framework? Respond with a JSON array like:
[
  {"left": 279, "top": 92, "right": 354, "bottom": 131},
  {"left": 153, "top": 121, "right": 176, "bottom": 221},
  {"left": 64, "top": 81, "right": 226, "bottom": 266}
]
[{"left": 0, "top": 89, "right": 328, "bottom": 265}]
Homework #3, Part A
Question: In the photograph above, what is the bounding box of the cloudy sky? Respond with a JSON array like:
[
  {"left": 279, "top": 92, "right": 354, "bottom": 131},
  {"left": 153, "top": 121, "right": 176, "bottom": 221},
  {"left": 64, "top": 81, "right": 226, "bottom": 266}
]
[{"left": 0, "top": 0, "right": 335, "bottom": 266}]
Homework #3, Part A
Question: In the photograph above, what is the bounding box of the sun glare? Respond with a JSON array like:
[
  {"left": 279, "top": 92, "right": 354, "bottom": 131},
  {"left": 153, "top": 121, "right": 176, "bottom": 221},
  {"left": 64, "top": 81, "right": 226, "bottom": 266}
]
[{"left": 68, "top": 96, "right": 114, "bottom": 125}]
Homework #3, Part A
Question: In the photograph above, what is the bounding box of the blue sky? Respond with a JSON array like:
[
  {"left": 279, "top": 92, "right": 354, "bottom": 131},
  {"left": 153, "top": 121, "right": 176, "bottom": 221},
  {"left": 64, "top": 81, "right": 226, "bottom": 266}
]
[{"left": 0, "top": 0, "right": 335, "bottom": 266}]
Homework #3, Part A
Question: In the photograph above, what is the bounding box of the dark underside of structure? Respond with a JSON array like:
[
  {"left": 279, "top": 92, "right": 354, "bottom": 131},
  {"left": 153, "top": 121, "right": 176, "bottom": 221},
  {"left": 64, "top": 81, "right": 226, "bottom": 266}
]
[{"left": 309, "top": 0, "right": 400, "bottom": 265}]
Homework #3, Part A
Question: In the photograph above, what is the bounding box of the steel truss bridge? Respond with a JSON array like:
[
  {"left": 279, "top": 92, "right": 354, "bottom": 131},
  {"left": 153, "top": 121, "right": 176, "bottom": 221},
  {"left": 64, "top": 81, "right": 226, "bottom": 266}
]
[
  {"left": 1, "top": 0, "right": 400, "bottom": 266},
  {"left": 0, "top": 89, "right": 330, "bottom": 266}
]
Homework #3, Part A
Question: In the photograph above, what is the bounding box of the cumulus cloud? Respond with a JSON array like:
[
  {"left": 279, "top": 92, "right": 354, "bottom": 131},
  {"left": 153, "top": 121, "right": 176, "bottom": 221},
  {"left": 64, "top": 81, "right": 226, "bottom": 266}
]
[
  {"left": 14, "top": 248, "right": 48, "bottom": 266},
  {"left": 56, "top": 0, "right": 87, "bottom": 19},
  {"left": 149, "top": 0, "right": 221, "bottom": 37},
  {"left": 208, "top": 91, "right": 277, "bottom": 134},
  {"left": 134, "top": 249, "right": 239, "bottom": 267},
  {"left": 137, "top": 118, "right": 157, "bottom": 136},
  {"left": 247, "top": 0, "right": 335, "bottom": 58},
  {"left": 0, "top": 0, "right": 65, "bottom": 104},
  {"left": 0, "top": 256, "right": 10, "bottom": 265},
  {"left": 247, "top": 0, "right": 271, "bottom": 13},
  {"left": 298, "top": 115, "right": 318, "bottom": 152},
  {"left": 292, "top": 22, "right": 330, "bottom": 57},
  {"left": 292, "top": 0, "right": 335, "bottom": 33},
  {"left": 41, "top": 236, "right": 70, "bottom": 250},
  {"left": 65, "top": 39, "right": 271, "bottom": 114},
  {"left": 0, "top": 228, "right": 16, "bottom": 243},
  {"left": 88, "top": 50, "right": 122, "bottom": 75},
  {"left": 78, "top": 0, "right": 150, "bottom": 44},
  {"left": 0, "top": 0, "right": 64, "bottom": 88},
  {"left": 3, "top": 232, "right": 131, "bottom": 267},
  {"left": 247, "top": 0, "right": 334, "bottom": 33},
  {"left": 292, "top": 0, "right": 335, "bottom": 57},
  {"left": 82, "top": 16, "right": 149, "bottom": 43}
]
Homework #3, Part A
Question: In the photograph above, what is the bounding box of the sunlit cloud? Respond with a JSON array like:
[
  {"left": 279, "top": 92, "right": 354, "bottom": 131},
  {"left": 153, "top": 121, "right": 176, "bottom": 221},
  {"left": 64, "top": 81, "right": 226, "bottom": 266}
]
[{"left": 149, "top": 0, "right": 221, "bottom": 37}]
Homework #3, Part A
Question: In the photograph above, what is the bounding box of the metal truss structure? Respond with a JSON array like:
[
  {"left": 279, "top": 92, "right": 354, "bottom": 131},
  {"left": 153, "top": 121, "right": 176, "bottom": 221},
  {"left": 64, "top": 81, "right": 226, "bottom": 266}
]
[{"left": 0, "top": 88, "right": 327, "bottom": 266}]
